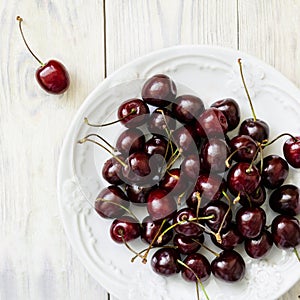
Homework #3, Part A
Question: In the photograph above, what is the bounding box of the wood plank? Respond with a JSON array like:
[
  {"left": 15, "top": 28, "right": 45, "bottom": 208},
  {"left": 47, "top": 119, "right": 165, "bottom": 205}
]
[{"left": 0, "top": 0, "right": 108, "bottom": 299}]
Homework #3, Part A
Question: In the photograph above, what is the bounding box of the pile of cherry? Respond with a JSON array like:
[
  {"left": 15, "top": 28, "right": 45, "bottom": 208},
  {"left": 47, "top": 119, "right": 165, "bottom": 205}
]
[{"left": 79, "top": 59, "right": 300, "bottom": 299}]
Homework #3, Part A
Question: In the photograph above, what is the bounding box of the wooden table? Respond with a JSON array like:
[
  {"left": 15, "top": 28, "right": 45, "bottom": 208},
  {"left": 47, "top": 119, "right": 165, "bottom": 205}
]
[{"left": 1, "top": 1, "right": 299, "bottom": 299}]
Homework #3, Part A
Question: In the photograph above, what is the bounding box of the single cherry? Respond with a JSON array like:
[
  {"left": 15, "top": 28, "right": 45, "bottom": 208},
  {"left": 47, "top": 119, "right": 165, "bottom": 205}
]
[
  {"left": 283, "top": 136, "right": 300, "bottom": 168},
  {"left": 229, "top": 135, "right": 258, "bottom": 163},
  {"left": 181, "top": 153, "right": 201, "bottom": 179},
  {"left": 172, "top": 124, "right": 200, "bottom": 153},
  {"left": 115, "top": 128, "right": 145, "bottom": 155},
  {"left": 102, "top": 155, "right": 125, "bottom": 185},
  {"left": 16, "top": 16, "right": 70, "bottom": 94},
  {"left": 239, "top": 185, "right": 266, "bottom": 207},
  {"left": 159, "top": 168, "right": 188, "bottom": 195},
  {"left": 173, "top": 234, "right": 204, "bottom": 255},
  {"left": 125, "top": 184, "right": 154, "bottom": 205}
]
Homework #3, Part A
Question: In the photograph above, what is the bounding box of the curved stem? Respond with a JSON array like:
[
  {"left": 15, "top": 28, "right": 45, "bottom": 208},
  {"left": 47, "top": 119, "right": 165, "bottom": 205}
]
[
  {"left": 238, "top": 58, "right": 257, "bottom": 121},
  {"left": 16, "top": 16, "right": 44, "bottom": 65},
  {"left": 119, "top": 231, "right": 143, "bottom": 259},
  {"left": 82, "top": 133, "right": 117, "bottom": 152},
  {"left": 293, "top": 247, "right": 300, "bottom": 262},
  {"left": 262, "top": 133, "right": 299, "bottom": 148}
]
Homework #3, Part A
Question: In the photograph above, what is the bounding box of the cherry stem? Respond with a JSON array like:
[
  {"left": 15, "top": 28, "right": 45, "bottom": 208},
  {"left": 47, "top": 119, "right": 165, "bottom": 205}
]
[
  {"left": 95, "top": 198, "right": 140, "bottom": 224},
  {"left": 131, "top": 247, "right": 152, "bottom": 263},
  {"left": 119, "top": 231, "right": 144, "bottom": 259},
  {"left": 238, "top": 58, "right": 257, "bottom": 121},
  {"left": 262, "top": 133, "right": 299, "bottom": 148},
  {"left": 233, "top": 192, "right": 241, "bottom": 205},
  {"left": 225, "top": 146, "right": 249, "bottom": 168},
  {"left": 177, "top": 259, "right": 210, "bottom": 300},
  {"left": 195, "top": 192, "right": 202, "bottom": 220},
  {"left": 293, "top": 248, "right": 300, "bottom": 263},
  {"left": 177, "top": 191, "right": 185, "bottom": 206},
  {"left": 82, "top": 133, "right": 117, "bottom": 152},
  {"left": 192, "top": 239, "right": 220, "bottom": 257},
  {"left": 78, "top": 137, "right": 127, "bottom": 167},
  {"left": 16, "top": 16, "right": 44, "bottom": 66},
  {"left": 84, "top": 108, "right": 136, "bottom": 127},
  {"left": 166, "top": 148, "right": 182, "bottom": 170},
  {"left": 246, "top": 146, "right": 261, "bottom": 173}
]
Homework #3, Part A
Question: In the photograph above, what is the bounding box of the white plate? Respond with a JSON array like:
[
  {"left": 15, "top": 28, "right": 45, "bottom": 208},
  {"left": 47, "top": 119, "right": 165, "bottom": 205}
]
[{"left": 57, "top": 45, "right": 300, "bottom": 300}]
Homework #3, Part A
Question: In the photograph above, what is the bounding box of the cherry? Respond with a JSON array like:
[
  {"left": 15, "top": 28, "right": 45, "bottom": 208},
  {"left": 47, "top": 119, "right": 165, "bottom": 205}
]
[
  {"left": 144, "top": 135, "right": 171, "bottom": 160},
  {"left": 181, "top": 153, "right": 201, "bottom": 179},
  {"left": 172, "top": 124, "right": 200, "bottom": 153},
  {"left": 229, "top": 135, "right": 258, "bottom": 163},
  {"left": 239, "top": 118, "right": 270, "bottom": 144},
  {"left": 173, "top": 234, "right": 204, "bottom": 255},
  {"left": 244, "top": 230, "right": 273, "bottom": 259},
  {"left": 141, "top": 216, "right": 173, "bottom": 246},
  {"left": 236, "top": 206, "right": 266, "bottom": 239},
  {"left": 147, "top": 188, "right": 177, "bottom": 221},
  {"left": 269, "top": 184, "right": 300, "bottom": 216},
  {"left": 147, "top": 107, "right": 176, "bottom": 136},
  {"left": 283, "top": 136, "right": 300, "bottom": 168},
  {"left": 125, "top": 184, "right": 153, "bottom": 205},
  {"left": 151, "top": 248, "right": 181, "bottom": 276},
  {"left": 200, "top": 138, "right": 230, "bottom": 173},
  {"left": 227, "top": 162, "right": 261, "bottom": 196},
  {"left": 110, "top": 216, "right": 141, "bottom": 243},
  {"left": 17, "top": 16, "right": 70, "bottom": 94},
  {"left": 102, "top": 155, "right": 125, "bottom": 185},
  {"left": 211, "top": 98, "right": 241, "bottom": 131},
  {"left": 142, "top": 74, "right": 177, "bottom": 107},
  {"left": 195, "top": 108, "right": 228, "bottom": 138},
  {"left": 117, "top": 98, "right": 150, "bottom": 128},
  {"left": 172, "top": 94, "right": 205, "bottom": 124},
  {"left": 159, "top": 168, "right": 188, "bottom": 195},
  {"left": 239, "top": 185, "right": 266, "bottom": 207},
  {"left": 181, "top": 253, "right": 211, "bottom": 283},
  {"left": 211, "top": 250, "right": 245, "bottom": 282},
  {"left": 115, "top": 128, "right": 145, "bottom": 155},
  {"left": 260, "top": 155, "right": 289, "bottom": 189},
  {"left": 94, "top": 186, "right": 129, "bottom": 219},
  {"left": 271, "top": 215, "right": 300, "bottom": 249}
]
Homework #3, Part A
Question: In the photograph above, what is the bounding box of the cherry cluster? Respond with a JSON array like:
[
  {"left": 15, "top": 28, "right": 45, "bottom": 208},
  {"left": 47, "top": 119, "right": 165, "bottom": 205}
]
[{"left": 79, "top": 62, "right": 300, "bottom": 299}]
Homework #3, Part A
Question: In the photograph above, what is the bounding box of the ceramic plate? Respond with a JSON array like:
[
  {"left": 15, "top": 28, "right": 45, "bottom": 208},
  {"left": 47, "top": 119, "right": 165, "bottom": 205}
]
[{"left": 57, "top": 45, "right": 300, "bottom": 300}]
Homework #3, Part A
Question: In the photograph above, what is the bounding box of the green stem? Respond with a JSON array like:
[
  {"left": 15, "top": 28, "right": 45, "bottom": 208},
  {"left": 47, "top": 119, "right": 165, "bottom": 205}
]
[{"left": 294, "top": 247, "right": 300, "bottom": 262}]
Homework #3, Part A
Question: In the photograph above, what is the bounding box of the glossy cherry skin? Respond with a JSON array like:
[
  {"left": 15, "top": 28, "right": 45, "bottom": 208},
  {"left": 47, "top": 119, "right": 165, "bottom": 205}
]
[
  {"left": 239, "top": 185, "right": 266, "bottom": 207},
  {"left": 125, "top": 184, "right": 154, "bottom": 205},
  {"left": 110, "top": 216, "right": 140, "bottom": 243},
  {"left": 181, "top": 253, "right": 211, "bottom": 283},
  {"left": 203, "top": 200, "right": 232, "bottom": 232},
  {"left": 172, "top": 124, "right": 200, "bottom": 153},
  {"left": 94, "top": 186, "right": 129, "bottom": 219},
  {"left": 142, "top": 74, "right": 177, "bottom": 107},
  {"left": 211, "top": 250, "right": 245, "bottom": 282},
  {"left": 260, "top": 155, "right": 289, "bottom": 189},
  {"left": 147, "top": 107, "right": 176, "bottom": 136},
  {"left": 102, "top": 155, "right": 124, "bottom": 185},
  {"left": 269, "top": 184, "right": 300, "bottom": 216},
  {"left": 271, "top": 215, "right": 300, "bottom": 249},
  {"left": 211, "top": 98, "right": 240, "bottom": 131},
  {"left": 172, "top": 94, "right": 205, "bottom": 124},
  {"left": 141, "top": 216, "right": 173, "bottom": 246},
  {"left": 227, "top": 162, "right": 261, "bottom": 196},
  {"left": 147, "top": 188, "right": 177, "bottom": 221},
  {"left": 159, "top": 168, "right": 188, "bottom": 196},
  {"left": 239, "top": 118, "right": 270, "bottom": 143},
  {"left": 36, "top": 59, "right": 70, "bottom": 94},
  {"left": 200, "top": 138, "right": 230, "bottom": 173},
  {"left": 229, "top": 135, "right": 258, "bottom": 163},
  {"left": 283, "top": 136, "right": 300, "bottom": 168},
  {"left": 151, "top": 248, "right": 181, "bottom": 276},
  {"left": 210, "top": 222, "right": 244, "bottom": 250},
  {"left": 181, "top": 153, "right": 201, "bottom": 179},
  {"left": 173, "top": 208, "right": 204, "bottom": 237},
  {"left": 115, "top": 128, "right": 145, "bottom": 155},
  {"left": 244, "top": 230, "right": 273, "bottom": 259},
  {"left": 236, "top": 206, "right": 266, "bottom": 239},
  {"left": 195, "top": 108, "right": 228, "bottom": 138},
  {"left": 173, "top": 234, "right": 204, "bottom": 255},
  {"left": 117, "top": 98, "right": 150, "bottom": 127},
  {"left": 144, "top": 135, "right": 171, "bottom": 159}
]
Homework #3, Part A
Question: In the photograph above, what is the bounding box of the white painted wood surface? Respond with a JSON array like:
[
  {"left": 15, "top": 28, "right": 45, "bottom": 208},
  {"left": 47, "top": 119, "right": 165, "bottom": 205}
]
[{"left": 0, "top": 0, "right": 299, "bottom": 299}]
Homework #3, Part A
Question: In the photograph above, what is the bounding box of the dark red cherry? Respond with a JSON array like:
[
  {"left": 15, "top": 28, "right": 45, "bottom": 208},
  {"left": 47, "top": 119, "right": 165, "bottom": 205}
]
[
  {"left": 102, "top": 155, "right": 125, "bottom": 185},
  {"left": 236, "top": 206, "right": 266, "bottom": 239},
  {"left": 117, "top": 98, "right": 150, "bottom": 127},
  {"left": 110, "top": 216, "right": 140, "bottom": 243},
  {"left": 200, "top": 138, "right": 230, "bottom": 173},
  {"left": 227, "top": 162, "right": 261, "bottom": 196},
  {"left": 271, "top": 215, "right": 300, "bottom": 249},
  {"left": 239, "top": 185, "right": 266, "bottom": 207},
  {"left": 260, "top": 155, "right": 289, "bottom": 189},
  {"left": 141, "top": 216, "right": 173, "bottom": 246},
  {"left": 125, "top": 184, "right": 153, "bottom": 205},
  {"left": 151, "top": 247, "right": 181, "bottom": 276},
  {"left": 211, "top": 250, "right": 245, "bottom": 282},
  {"left": 244, "top": 230, "right": 273, "bottom": 259},
  {"left": 172, "top": 94, "right": 205, "bottom": 124},
  {"left": 229, "top": 135, "right": 258, "bottom": 163},
  {"left": 94, "top": 186, "right": 129, "bottom": 219},
  {"left": 269, "top": 184, "right": 300, "bottom": 216},
  {"left": 147, "top": 188, "right": 177, "bottom": 221},
  {"left": 16, "top": 16, "right": 70, "bottom": 95},
  {"left": 203, "top": 200, "right": 232, "bottom": 232},
  {"left": 239, "top": 118, "right": 269, "bottom": 143},
  {"left": 181, "top": 253, "right": 211, "bottom": 282},
  {"left": 195, "top": 108, "right": 228, "bottom": 138},
  {"left": 142, "top": 74, "right": 177, "bottom": 107},
  {"left": 283, "top": 136, "right": 300, "bottom": 168},
  {"left": 181, "top": 153, "right": 201, "bottom": 179},
  {"left": 115, "top": 128, "right": 145, "bottom": 155},
  {"left": 172, "top": 124, "right": 200, "bottom": 153},
  {"left": 211, "top": 98, "right": 241, "bottom": 131},
  {"left": 159, "top": 168, "right": 188, "bottom": 195},
  {"left": 144, "top": 135, "right": 171, "bottom": 160},
  {"left": 210, "top": 222, "right": 244, "bottom": 250},
  {"left": 173, "top": 208, "right": 204, "bottom": 237},
  {"left": 173, "top": 234, "right": 204, "bottom": 255}
]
